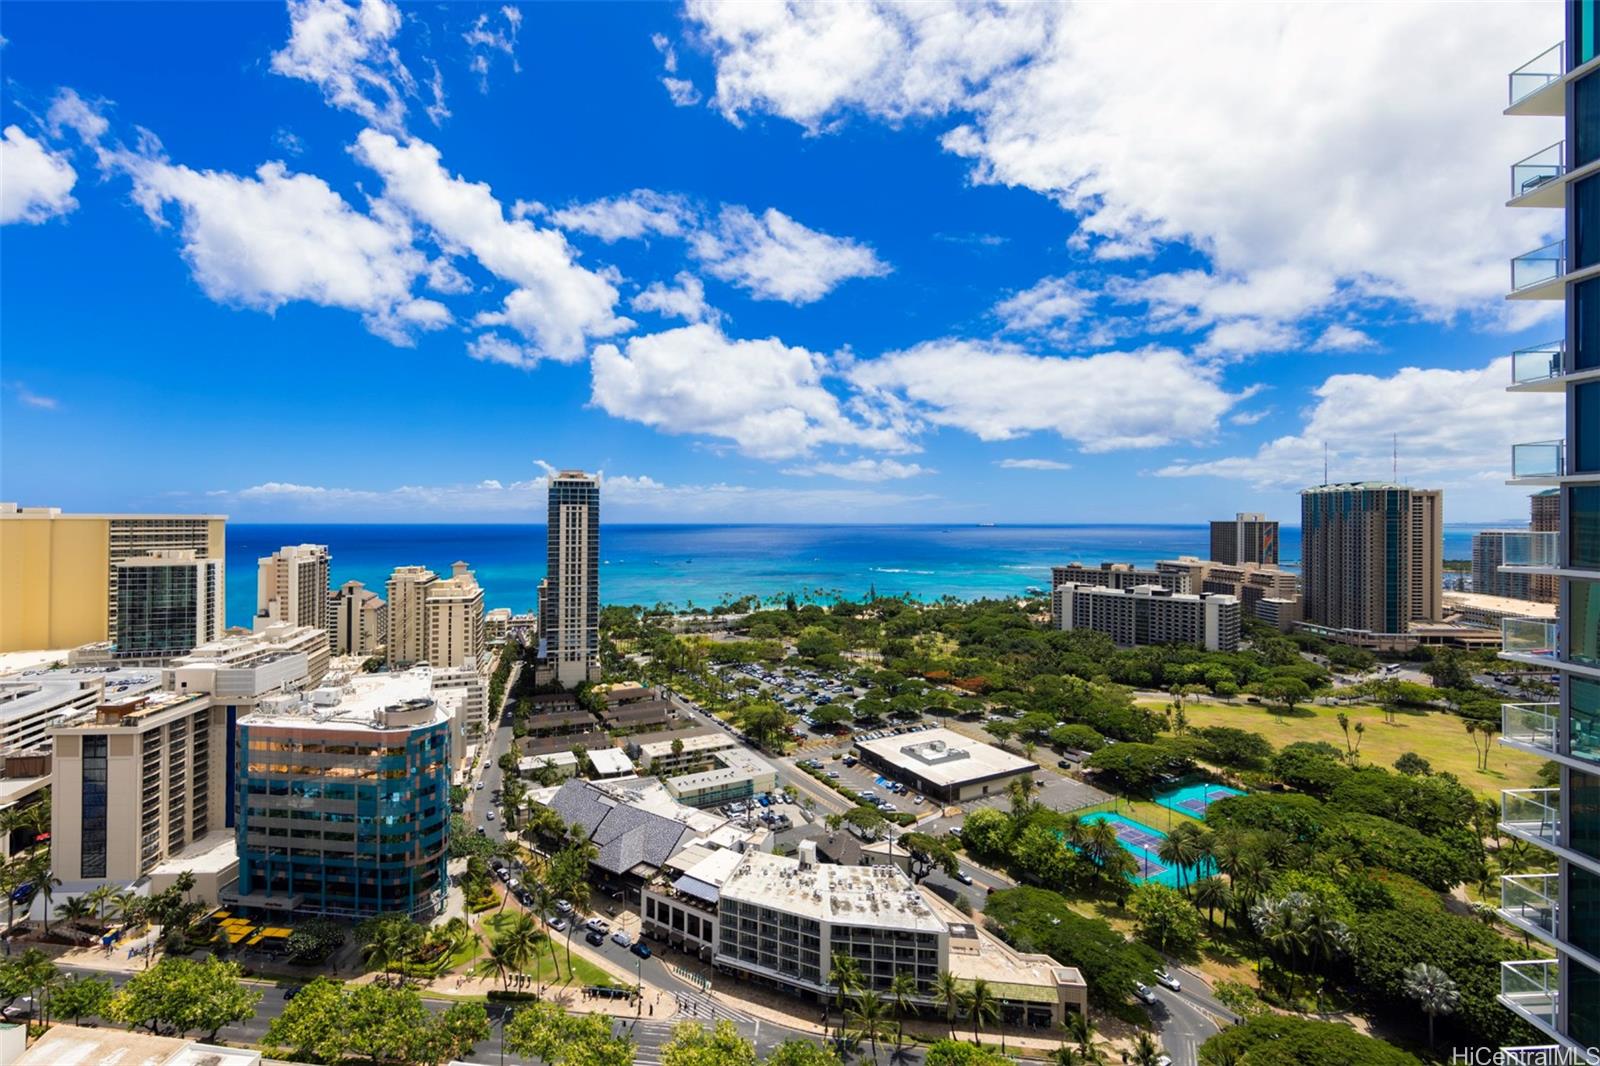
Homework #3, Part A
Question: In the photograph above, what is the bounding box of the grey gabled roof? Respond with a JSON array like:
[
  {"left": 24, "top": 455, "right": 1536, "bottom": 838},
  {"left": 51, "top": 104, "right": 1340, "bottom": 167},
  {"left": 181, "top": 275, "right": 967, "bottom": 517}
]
[{"left": 546, "top": 780, "right": 694, "bottom": 876}]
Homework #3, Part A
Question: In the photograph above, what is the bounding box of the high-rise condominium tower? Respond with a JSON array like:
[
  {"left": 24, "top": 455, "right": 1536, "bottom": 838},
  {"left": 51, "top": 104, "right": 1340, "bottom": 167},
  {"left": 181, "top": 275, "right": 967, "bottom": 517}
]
[
  {"left": 0, "top": 504, "right": 225, "bottom": 652},
  {"left": 1495, "top": 9, "right": 1600, "bottom": 1052},
  {"left": 255, "top": 543, "right": 330, "bottom": 631},
  {"left": 115, "top": 550, "right": 224, "bottom": 657},
  {"left": 384, "top": 563, "right": 485, "bottom": 670},
  {"left": 329, "top": 580, "right": 387, "bottom": 657},
  {"left": 1208, "top": 512, "right": 1279, "bottom": 566},
  {"left": 1299, "top": 483, "right": 1442, "bottom": 634},
  {"left": 386, "top": 566, "right": 437, "bottom": 669},
  {"left": 546, "top": 471, "right": 600, "bottom": 687}
]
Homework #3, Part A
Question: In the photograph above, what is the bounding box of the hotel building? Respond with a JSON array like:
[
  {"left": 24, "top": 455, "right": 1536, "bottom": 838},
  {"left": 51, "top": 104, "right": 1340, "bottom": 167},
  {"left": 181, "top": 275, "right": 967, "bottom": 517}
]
[
  {"left": 230, "top": 669, "right": 451, "bottom": 918},
  {"left": 1209, "top": 512, "right": 1278, "bottom": 566},
  {"left": 1050, "top": 562, "right": 1189, "bottom": 594},
  {"left": 0, "top": 505, "right": 226, "bottom": 652},
  {"left": 1496, "top": 9, "right": 1600, "bottom": 1052},
  {"left": 254, "top": 544, "right": 330, "bottom": 631},
  {"left": 384, "top": 563, "right": 486, "bottom": 670},
  {"left": 115, "top": 551, "right": 224, "bottom": 658},
  {"left": 49, "top": 689, "right": 227, "bottom": 882},
  {"left": 546, "top": 472, "right": 601, "bottom": 687},
  {"left": 328, "top": 580, "right": 386, "bottom": 657},
  {"left": 1299, "top": 483, "right": 1442, "bottom": 634},
  {"left": 1052, "top": 583, "right": 1241, "bottom": 653}
]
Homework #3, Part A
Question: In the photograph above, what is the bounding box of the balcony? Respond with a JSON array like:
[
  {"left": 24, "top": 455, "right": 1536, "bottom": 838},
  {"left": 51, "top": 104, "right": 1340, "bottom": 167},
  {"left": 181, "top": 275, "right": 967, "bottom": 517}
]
[
  {"left": 1510, "top": 142, "right": 1568, "bottom": 207},
  {"left": 1501, "top": 531, "right": 1562, "bottom": 569},
  {"left": 1511, "top": 440, "right": 1566, "bottom": 482},
  {"left": 1510, "top": 241, "right": 1568, "bottom": 299},
  {"left": 1502, "top": 703, "right": 1559, "bottom": 757},
  {"left": 1510, "top": 342, "right": 1566, "bottom": 391},
  {"left": 1501, "top": 787, "right": 1562, "bottom": 848},
  {"left": 1502, "top": 618, "right": 1559, "bottom": 663},
  {"left": 1509, "top": 42, "right": 1566, "bottom": 115},
  {"left": 1499, "top": 873, "right": 1559, "bottom": 939},
  {"left": 1499, "top": 960, "right": 1559, "bottom": 1035}
]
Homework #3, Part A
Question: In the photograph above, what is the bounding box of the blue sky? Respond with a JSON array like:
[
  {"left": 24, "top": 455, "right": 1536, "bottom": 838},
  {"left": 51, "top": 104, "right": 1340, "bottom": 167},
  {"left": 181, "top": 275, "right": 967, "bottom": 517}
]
[{"left": 0, "top": 1, "right": 1569, "bottom": 524}]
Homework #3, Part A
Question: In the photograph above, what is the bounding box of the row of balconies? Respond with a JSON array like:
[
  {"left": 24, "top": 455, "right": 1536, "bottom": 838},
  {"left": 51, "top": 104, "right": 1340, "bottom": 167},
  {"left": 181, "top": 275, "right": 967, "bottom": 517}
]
[{"left": 1499, "top": 37, "right": 1592, "bottom": 1059}]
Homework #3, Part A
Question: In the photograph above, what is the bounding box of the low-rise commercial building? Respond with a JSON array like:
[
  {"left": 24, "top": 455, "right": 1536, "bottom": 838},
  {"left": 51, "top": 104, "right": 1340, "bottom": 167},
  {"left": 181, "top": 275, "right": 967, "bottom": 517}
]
[
  {"left": 1052, "top": 583, "right": 1241, "bottom": 652},
  {"left": 627, "top": 728, "right": 734, "bottom": 776},
  {"left": 1443, "top": 591, "right": 1559, "bottom": 631},
  {"left": 229, "top": 668, "right": 451, "bottom": 919},
  {"left": 662, "top": 747, "right": 778, "bottom": 808},
  {"left": 854, "top": 727, "right": 1036, "bottom": 803}
]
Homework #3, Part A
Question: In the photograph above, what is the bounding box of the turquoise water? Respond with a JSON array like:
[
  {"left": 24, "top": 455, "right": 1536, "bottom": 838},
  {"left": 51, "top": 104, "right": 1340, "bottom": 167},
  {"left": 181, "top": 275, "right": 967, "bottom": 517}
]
[
  {"left": 1154, "top": 782, "right": 1246, "bottom": 820},
  {"left": 1076, "top": 811, "right": 1216, "bottom": 889},
  {"left": 223, "top": 522, "right": 1482, "bottom": 630}
]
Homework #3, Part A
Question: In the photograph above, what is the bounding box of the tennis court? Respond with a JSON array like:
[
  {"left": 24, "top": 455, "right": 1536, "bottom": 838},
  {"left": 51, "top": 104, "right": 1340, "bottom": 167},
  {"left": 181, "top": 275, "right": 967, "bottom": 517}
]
[
  {"left": 1155, "top": 782, "right": 1245, "bottom": 819},
  {"left": 1075, "top": 811, "right": 1212, "bottom": 888}
]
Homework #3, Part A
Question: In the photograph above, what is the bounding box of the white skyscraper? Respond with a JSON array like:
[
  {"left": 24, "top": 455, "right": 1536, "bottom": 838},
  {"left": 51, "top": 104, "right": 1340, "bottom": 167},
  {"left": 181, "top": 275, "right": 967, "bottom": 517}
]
[
  {"left": 254, "top": 543, "right": 330, "bottom": 631},
  {"left": 546, "top": 471, "right": 600, "bottom": 687}
]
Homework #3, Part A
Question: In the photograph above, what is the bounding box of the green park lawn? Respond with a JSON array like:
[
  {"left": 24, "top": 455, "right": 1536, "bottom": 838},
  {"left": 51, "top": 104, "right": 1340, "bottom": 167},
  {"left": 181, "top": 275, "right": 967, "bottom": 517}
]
[
  {"left": 1143, "top": 698, "right": 1546, "bottom": 799},
  {"left": 478, "top": 912, "right": 619, "bottom": 988}
]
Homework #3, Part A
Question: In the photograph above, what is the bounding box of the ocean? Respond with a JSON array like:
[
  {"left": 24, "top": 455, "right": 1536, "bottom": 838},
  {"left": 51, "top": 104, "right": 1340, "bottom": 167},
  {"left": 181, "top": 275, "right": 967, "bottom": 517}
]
[{"left": 224, "top": 523, "right": 1483, "bottom": 630}]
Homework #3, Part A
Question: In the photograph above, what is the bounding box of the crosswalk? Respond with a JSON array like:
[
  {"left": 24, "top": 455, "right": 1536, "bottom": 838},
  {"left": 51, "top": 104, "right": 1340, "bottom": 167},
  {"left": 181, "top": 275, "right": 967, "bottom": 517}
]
[{"left": 673, "top": 987, "right": 755, "bottom": 1025}]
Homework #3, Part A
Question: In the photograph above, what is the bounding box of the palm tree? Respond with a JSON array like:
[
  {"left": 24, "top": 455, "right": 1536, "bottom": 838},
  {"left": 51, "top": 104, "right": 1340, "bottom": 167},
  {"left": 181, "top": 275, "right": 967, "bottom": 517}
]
[
  {"left": 25, "top": 856, "right": 60, "bottom": 936},
  {"left": 961, "top": 978, "right": 999, "bottom": 1050},
  {"left": 54, "top": 895, "right": 93, "bottom": 931},
  {"left": 933, "top": 970, "right": 962, "bottom": 1040},
  {"left": 480, "top": 934, "right": 520, "bottom": 991},
  {"left": 828, "top": 953, "right": 863, "bottom": 1041},
  {"left": 849, "top": 989, "right": 889, "bottom": 1062},
  {"left": 85, "top": 884, "right": 114, "bottom": 929},
  {"left": 888, "top": 972, "right": 918, "bottom": 1059},
  {"left": 1194, "top": 877, "right": 1231, "bottom": 930},
  {"left": 1063, "top": 1011, "right": 1101, "bottom": 1063},
  {"left": 1157, "top": 823, "right": 1206, "bottom": 894},
  {"left": 1130, "top": 1032, "right": 1164, "bottom": 1066},
  {"left": 1084, "top": 820, "right": 1120, "bottom": 868},
  {"left": 1302, "top": 899, "right": 1352, "bottom": 1010},
  {"left": 1403, "top": 962, "right": 1460, "bottom": 1049}
]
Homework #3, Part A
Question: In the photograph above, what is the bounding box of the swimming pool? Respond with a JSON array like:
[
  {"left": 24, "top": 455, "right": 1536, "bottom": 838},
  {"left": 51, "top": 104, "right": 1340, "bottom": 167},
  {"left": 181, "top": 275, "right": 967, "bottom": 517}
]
[
  {"left": 1155, "top": 781, "right": 1245, "bottom": 820},
  {"left": 1074, "top": 811, "right": 1215, "bottom": 889}
]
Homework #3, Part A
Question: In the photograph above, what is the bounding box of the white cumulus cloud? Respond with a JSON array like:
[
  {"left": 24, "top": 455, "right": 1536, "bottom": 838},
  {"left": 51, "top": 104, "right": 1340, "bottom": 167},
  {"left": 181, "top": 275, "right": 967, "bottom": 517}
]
[
  {"left": 590, "top": 322, "right": 912, "bottom": 460},
  {"left": 995, "top": 458, "right": 1071, "bottom": 470},
  {"left": 631, "top": 272, "right": 716, "bottom": 323},
  {"left": 0, "top": 126, "right": 77, "bottom": 225},
  {"left": 690, "top": 204, "right": 889, "bottom": 304},
  {"left": 272, "top": 0, "right": 415, "bottom": 132},
  {"left": 783, "top": 458, "right": 931, "bottom": 481}
]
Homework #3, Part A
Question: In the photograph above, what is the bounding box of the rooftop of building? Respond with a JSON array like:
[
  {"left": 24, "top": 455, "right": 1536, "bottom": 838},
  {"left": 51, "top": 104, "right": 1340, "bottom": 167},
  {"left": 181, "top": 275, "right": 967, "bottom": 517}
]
[
  {"left": 149, "top": 830, "right": 238, "bottom": 877},
  {"left": 857, "top": 727, "right": 1035, "bottom": 788},
  {"left": 0, "top": 650, "right": 73, "bottom": 675},
  {"left": 636, "top": 730, "right": 736, "bottom": 759},
  {"left": 0, "top": 668, "right": 157, "bottom": 722},
  {"left": 0, "top": 504, "right": 227, "bottom": 520},
  {"left": 240, "top": 666, "right": 447, "bottom": 731},
  {"left": 587, "top": 747, "right": 636, "bottom": 776},
  {"left": 1442, "top": 591, "right": 1559, "bottom": 620},
  {"left": 54, "top": 686, "right": 211, "bottom": 732},
  {"left": 720, "top": 849, "right": 945, "bottom": 933},
  {"left": 1299, "top": 481, "right": 1433, "bottom": 494},
  {"left": 14, "top": 1022, "right": 259, "bottom": 1066},
  {"left": 1056, "top": 582, "right": 1238, "bottom": 604}
]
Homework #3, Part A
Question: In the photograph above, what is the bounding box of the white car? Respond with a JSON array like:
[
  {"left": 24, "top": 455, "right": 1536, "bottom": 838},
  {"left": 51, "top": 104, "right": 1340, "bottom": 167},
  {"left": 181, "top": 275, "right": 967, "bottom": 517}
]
[
  {"left": 1133, "top": 982, "right": 1158, "bottom": 1005},
  {"left": 610, "top": 930, "right": 632, "bottom": 947},
  {"left": 1154, "top": 969, "right": 1181, "bottom": 992}
]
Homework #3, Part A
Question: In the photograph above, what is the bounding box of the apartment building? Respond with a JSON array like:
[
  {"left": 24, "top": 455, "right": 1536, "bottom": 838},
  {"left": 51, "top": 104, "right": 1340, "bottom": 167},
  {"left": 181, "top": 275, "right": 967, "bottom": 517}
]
[
  {"left": 230, "top": 670, "right": 451, "bottom": 919},
  {"left": 1209, "top": 512, "right": 1279, "bottom": 566},
  {"left": 1532, "top": 489, "right": 1561, "bottom": 603},
  {"left": 1052, "top": 583, "right": 1240, "bottom": 652},
  {"left": 328, "top": 580, "right": 386, "bottom": 657},
  {"left": 254, "top": 544, "right": 330, "bottom": 631},
  {"left": 1495, "top": 12, "right": 1600, "bottom": 1052},
  {"left": 384, "top": 563, "right": 485, "bottom": 670},
  {"left": 432, "top": 666, "right": 489, "bottom": 750},
  {"left": 1050, "top": 562, "right": 1189, "bottom": 594},
  {"left": 50, "top": 689, "right": 227, "bottom": 882},
  {"left": 0, "top": 505, "right": 225, "bottom": 652},
  {"left": 546, "top": 472, "right": 601, "bottom": 687},
  {"left": 115, "top": 551, "right": 224, "bottom": 658},
  {"left": 1299, "top": 482, "right": 1443, "bottom": 634},
  {"left": 1157, "top": 556, "right": 1300, "bottom": 623},
  {"left": 484, "top": 607, "right": 512, "bottom": 644},
  {"left": 426, "top": 562, "right": 485, "bottom": 670}
]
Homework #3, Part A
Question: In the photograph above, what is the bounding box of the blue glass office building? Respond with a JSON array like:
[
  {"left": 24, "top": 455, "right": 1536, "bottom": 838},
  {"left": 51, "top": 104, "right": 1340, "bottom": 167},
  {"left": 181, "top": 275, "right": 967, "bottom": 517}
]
[
  {"left": 1499, "top": 4, "right": 1600, "bottom": 1053},
  {"left": 232, "top": 697, "right": 450, "bottom": 919}
]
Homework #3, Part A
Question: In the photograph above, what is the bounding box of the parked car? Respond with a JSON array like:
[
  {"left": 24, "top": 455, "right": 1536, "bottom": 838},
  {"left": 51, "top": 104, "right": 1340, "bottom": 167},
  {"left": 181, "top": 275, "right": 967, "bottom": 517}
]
[
  {"left": 547, "top": 916, "right": 568, "bottom": 931},
  {"left": 585, "top": 917, "right": 610, "bottom": 933},
  {"left": 955, "top": 871, "right": 973, "bottom": 885},
  {"left": 1154, "top": 969, "right": 1181, "bottom": 992},
  {"left": 586, "top": 930, "right": 605, "bottom": 946},
  {"left": 485, "top": 811, "right": 495, "bottom": 821},
  {"left": 610, "top": 930, "right": 632, "bottom": 947},
  {"left": 631, "top": 942, "right": 652, "bottom": 959},
  {"left": 1133, "top": 982, "right": 1157, "bottom": 1005},
  {"left": 556, "top": 899, "right": 573, "bottom": 913}
]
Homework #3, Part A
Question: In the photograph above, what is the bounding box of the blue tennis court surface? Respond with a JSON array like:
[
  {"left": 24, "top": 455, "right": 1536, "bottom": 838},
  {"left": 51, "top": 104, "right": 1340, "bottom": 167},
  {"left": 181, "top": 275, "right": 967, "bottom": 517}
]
[
  {"left": 1073, "top": 811, "right": 1214, "bottom": 888},
  {"left": 1155, "top": 782, "right": 1245, "bottom": 820}
]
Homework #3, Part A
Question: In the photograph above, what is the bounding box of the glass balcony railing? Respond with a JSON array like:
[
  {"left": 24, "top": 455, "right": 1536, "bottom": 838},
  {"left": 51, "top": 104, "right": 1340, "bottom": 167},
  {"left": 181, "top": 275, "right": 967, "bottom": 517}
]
[
  {"left": 1500, "top": 959, "right": 1559, "bottom": 1031},
  {"left": 1512, "top": 440, "right": 1565, "bottom": 479},
  {"left": 1510, "top": 42, "right": 1565, "bottom": 107},
  {"left": 1512, "top": 341, "right": 1565, "bottom": 385},
  {"left": 1512, "top": 141, "right": 1567, "bottom": 199},
  {"left": 1500, "top": 873, "right": 1559, "bottom": 937},
  {"left": 1502, "top": 617, "right": 1559, "bottom": 659},
  {"left": 1501, "top": 530, "right": 1561, "bottom": 566},
  {"left": 1502, "top": 787, "right": 1562, "bottom": 846},
  {"left": 1512, "top": 240, "right": 1566, "bottom": 292},
  {"left": 1502, "top": 703, "right": 1559, "bottom": 753}
]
